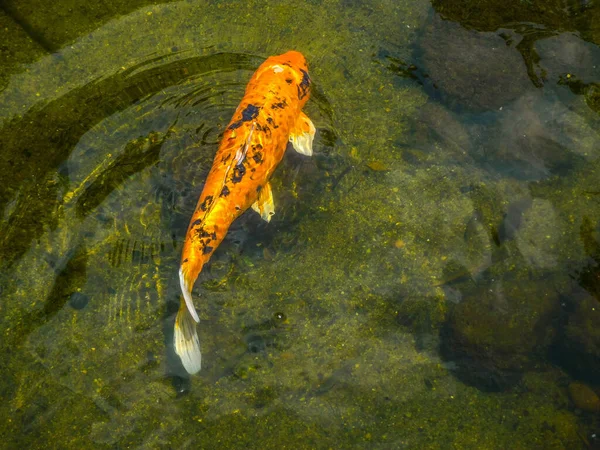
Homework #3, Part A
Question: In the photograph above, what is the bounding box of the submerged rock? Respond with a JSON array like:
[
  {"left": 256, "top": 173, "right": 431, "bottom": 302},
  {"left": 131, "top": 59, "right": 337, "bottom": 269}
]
[
  {"left": 484, "top": 91, "right": 594, "bottom": 181},
  {"left": 431, "top": 0, "right": 600, "bottom": 88},
  {"left": 441, "top": 278, "right": 560, "bottom": 391},
  {"left": 68, "top": 292, "right": 89, "bottom": 310},
  {"left": 418, "top": 14, "right": 530, "bottom": 111},
  {"left": 536, "top": 32, "right": 600, "bottom": 85},
  {"left": 553, "top": 293, "right": 600, "bottom": 384},
  {"left": 568, "top": 382, "right": 600, "bottom": 412}
]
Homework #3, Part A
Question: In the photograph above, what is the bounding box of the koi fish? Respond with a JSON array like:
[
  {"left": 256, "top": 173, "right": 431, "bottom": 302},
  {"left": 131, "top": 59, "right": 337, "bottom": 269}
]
[{"left": 174, "top": 51, "right": 315, "bottom": 374}]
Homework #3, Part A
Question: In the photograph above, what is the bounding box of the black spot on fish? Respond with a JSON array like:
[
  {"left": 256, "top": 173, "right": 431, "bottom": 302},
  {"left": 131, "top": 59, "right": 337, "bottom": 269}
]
[
  {"left": 197, "top": 228, "right": 212, "bottom": 238},
  {"left": 252, "top": 152, "right": 263, "bottom": 164},
  {"left": 199, "top": 195, "right": 213, "bottom": 212},
  {"left": 300, "top": 69, "right": 310, "bottom": 87},
  {"left": 221, "top": 153, "right": 231, "bottom": 164},
  {"left": 255, "top": 123, "right": 271, "bottom": 136},
  {"left": 229, "top": 104, "right": 260, "bottom": 130},
  {"left": 182, "top": 258, "right": 188, "bottom": 263},
  {"left": 242, "top": 104, "right": 260, "bottom": 120},
  {"left": 220, "top": 185, "right": 230, "bottom": 197},
  {"left": 297, "top": 69, "right": 310, "bottom": 100},
  {"left": 256, "top": 185, "right": 263, "bottom": 193},
  {"left": 232, "top": 162, "right": 246, "bottom": 183},
  {"left": 286, "top": 78, "right": 293, "bottom": 84},
  {"left": 203, "top": 246, "right": 214, "bottom": 255},
  {"left": 266, "top": 117, "right": 279, "bottom": 129},
  {"left": 191, "top": 219, "right": 202, "bottom": 227},
  {"left": 271, "top": 100, "right": 287, "bottom": 109}
]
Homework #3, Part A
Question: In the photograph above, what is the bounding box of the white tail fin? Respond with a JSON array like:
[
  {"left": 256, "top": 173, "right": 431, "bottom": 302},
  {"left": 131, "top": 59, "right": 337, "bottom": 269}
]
[
  {"left": 179, "top": 267, "right": 200, "bottom": 322},
  {"left": 174, "top": 299, "right": 202, "bottom": 374}
]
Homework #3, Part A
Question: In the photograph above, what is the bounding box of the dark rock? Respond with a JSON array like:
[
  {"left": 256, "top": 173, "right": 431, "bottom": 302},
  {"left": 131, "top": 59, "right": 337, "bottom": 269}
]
[
  {"left": 484, "top": 92, "right": 590, "bottom": 180},
  {"left": 441, "top": 278, "right": 560, "bottom": 391},
  {"left": 431, "top": 0, "right": 600, "bottom": 87},
  {"left": 418, "top": 14, "right": 531, "bottom": 112},
  {"left": 536, "top": 32, "right": 600, "bottom": 85},
  {"left": 553, "top": 293, "right": 600, "bottom": 384}
]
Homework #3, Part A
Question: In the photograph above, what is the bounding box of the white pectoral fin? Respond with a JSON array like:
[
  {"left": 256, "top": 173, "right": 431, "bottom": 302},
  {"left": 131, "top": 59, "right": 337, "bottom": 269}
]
[
  {"left": 251, "top": 182, "right": 275, "bottom": 222},
  {"left": 289, "top": 112, "right": 315, "bottom": 156},
  {"left": 174, "top": 299, "right": 202, "bottom": 374}
]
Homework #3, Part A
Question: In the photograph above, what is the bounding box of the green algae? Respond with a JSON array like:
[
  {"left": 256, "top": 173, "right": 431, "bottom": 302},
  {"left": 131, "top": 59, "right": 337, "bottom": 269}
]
[
  {"left": 1, "top": 0, "right": 180, "bottom": 51},
  {"left": 0, "top": 9, "right": 47, "bottom": 91},
  {"left": 0, "top": 0, "right": 599, "bottom": 448}
]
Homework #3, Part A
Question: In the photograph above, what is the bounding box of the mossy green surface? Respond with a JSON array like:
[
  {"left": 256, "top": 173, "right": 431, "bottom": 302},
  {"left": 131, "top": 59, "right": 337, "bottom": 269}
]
[
  {"left": 0, "top": 9, "right": 47, "bottom": 91},
  {"left": 0, "top": 0, "right": 598, "bottom": 448},
  {"left": 1, "top": 0, "right": 180, "bottom": 51}
]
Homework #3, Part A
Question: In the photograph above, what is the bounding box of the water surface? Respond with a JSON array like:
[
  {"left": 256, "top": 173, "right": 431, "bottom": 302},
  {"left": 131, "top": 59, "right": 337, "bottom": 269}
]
[{"left": 1, "top": 0, "right": 599, "bottom": 448}]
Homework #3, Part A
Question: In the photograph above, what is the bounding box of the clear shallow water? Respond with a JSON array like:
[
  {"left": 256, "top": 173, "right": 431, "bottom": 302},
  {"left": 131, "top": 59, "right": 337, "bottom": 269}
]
[{"left": 0, "top": 0, "right": 599, "bottom": 448}]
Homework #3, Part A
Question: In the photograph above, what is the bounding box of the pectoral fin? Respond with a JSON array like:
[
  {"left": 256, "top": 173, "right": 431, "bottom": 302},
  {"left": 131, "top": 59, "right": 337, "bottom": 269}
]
[
  {"left": 252, "top": 182, "right": 275, "bottom": 222},
  {"left": 289, "top": 112, "right": 315, "bottom": 156}
]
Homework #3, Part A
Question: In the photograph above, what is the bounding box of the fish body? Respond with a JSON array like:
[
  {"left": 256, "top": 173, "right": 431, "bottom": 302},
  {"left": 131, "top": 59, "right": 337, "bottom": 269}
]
[{"left": 175, "top": 51, "right": 315, "bottom": 374}]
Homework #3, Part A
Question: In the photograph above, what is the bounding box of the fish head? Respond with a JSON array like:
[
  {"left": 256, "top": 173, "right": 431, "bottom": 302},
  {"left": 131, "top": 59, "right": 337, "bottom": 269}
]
[
  {"left": 274, "top": 50, "right": 307, "bottom": 71},
  {"left": 262, "top": 51, "right": 311, "bottom": 106}
]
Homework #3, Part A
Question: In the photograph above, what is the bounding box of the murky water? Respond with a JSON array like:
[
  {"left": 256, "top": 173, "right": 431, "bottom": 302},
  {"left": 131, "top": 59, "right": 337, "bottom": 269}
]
[{"left": 1, "top": 0, "right": 599, "bottom": 448}]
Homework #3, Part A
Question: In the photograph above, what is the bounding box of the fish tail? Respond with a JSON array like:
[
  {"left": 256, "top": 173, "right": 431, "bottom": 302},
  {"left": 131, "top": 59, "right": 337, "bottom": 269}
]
[
  {"left": 174, "top": 297, "right": 202, "bottom": 374},
  {"left": 179, "top": 265, "right": 200, "bottom": 322}
]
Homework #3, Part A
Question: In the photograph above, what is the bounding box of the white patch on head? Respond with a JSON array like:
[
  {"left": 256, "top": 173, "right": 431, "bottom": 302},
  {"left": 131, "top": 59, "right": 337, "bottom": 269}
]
[{"left": 272, "top": 65, "right": 284, "bottom": 73}]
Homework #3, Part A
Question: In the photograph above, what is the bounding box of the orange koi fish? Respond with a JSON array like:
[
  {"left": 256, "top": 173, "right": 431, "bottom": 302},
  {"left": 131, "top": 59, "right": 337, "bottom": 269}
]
[{"left": 175, "top": 51, "right": 315, "bottom": 373}]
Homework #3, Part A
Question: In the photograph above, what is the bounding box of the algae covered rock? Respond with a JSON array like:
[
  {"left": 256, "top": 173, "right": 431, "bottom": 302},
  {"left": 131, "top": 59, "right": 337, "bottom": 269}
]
[
  {"left": 431, "top": 0, "right": 600, "bottom": 88},
  {"left": 568, "top": 382, "right": 600, "bottom": 412},
  {"left": 485, "top": 92, "right": 594, "bottom": 181},
  {"left": 442, "top": 278, "right": 560, "bottom": 391},
  {"left": 553, "top": 293, "right": 600, "bottom": 384},
  {"left": 535, "top": 33, "right": 600, "bottom": 85},
  {"left": 418, "top": 13, "right": 530, "bottom": 111},
  {"left": 551, "top": 216, "right": 600, "bottom": 383}
]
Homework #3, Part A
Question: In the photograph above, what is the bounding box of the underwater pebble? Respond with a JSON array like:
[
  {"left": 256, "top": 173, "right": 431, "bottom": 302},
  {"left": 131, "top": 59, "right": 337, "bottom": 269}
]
[
  {"left": 68, "top": 292, "right": 89, "bottom": 310},
  {"left": 366, "top": 161, "right": 389, "bottom": 172},
  {"left": 246, "top": 334, "right": 266, "bottom": 353},
  {"left": 568, "top": 382, "right": 600, "bottom": 412}
]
